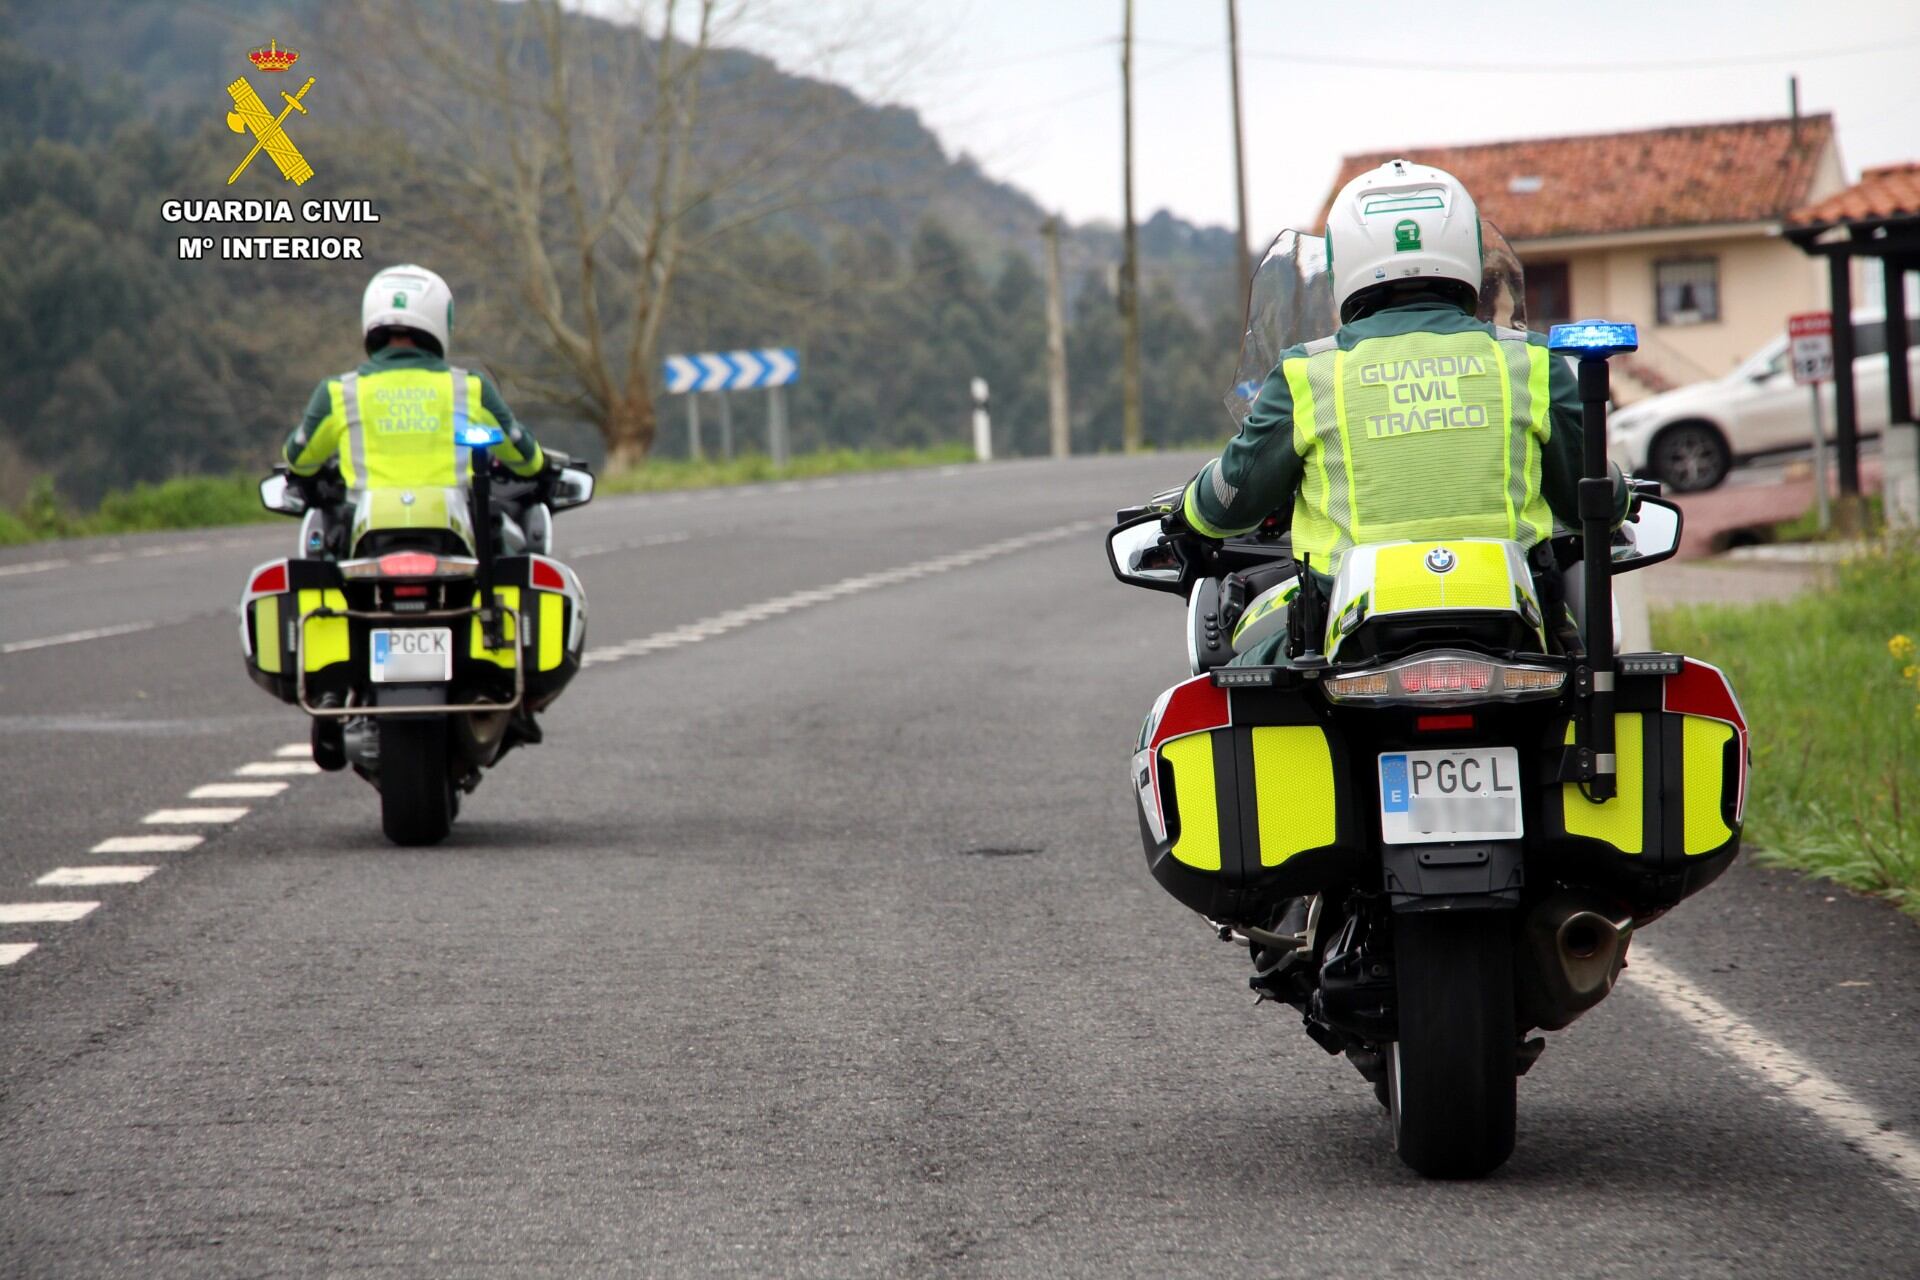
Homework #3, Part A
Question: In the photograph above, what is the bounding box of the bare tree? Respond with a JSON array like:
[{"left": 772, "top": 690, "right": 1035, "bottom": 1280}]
[{"left": 351, "top": 0, "right": 928, "bottom": 468}]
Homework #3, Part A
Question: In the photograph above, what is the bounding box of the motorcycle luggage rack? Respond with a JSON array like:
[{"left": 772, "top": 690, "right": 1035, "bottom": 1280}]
[{"left": 293, "top": 603, "right": 524, "bottom": 717}]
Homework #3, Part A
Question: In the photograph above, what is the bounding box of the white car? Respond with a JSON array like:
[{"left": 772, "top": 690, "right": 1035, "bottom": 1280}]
[{"left": 1608, "top": 306, "right": 1920, "bottom": 492}]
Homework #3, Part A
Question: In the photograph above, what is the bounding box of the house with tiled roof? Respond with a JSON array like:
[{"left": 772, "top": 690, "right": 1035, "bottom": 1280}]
[{"left": 1320, "top": 115, "right": 1848, "bottom": 400}]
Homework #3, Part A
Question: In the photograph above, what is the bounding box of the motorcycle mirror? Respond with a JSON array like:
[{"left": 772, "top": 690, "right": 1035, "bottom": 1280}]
[
  {"left": 259, "top": 472, "right": 306, "bottom": 515},
  {"left": 1610, "top": 495, "right": 1683, "bottom": 572},
  {"left": 1107, "top": 513, "right": 1192, "bottom": 594},
  {"left": 549, "top": 466, "right": 596, "bottom": 512},
  {"left": 457, "top": 424, "right": 507, "bottom": 450}
]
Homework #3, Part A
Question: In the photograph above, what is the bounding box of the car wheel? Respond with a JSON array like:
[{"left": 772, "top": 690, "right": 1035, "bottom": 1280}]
[{"left": 1649, "top": 422, "right": 1730, "bottom": 493}]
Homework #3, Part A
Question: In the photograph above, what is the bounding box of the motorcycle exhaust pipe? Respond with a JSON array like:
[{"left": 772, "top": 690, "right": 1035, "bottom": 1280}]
[{"left": 1520, "top": 894, "right": 1633, "bottom": 1031}]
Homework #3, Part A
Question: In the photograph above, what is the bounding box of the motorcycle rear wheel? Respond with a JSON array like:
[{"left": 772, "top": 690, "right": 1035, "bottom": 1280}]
[
  {"left": 1388, "top": 911, "right": 1517, "bottom": 1178},
  {"left": 379, "top": 716, "right": 455, "bottom": 847}
]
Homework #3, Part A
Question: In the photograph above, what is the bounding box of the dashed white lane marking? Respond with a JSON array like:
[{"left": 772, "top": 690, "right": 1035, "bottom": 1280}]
[
  {"left": 236, "top": 760, "right": 321, "bottom": 777},
  {"left": 38, "top": 866, "right": 157, "bottom": 886},
  {"left": 273, "top": 743, "right": 312, "bottom": 758},
  {"left": 143, "top": 807, "right": 249, "bottom": 824},
  {"left": 91, "top": 834, "right": 203, "bottom": 854},
  {"left": 0, "top": 902, "right": 99, "bottom": 924},
  {"left": 2, "top": 620, "right": 160, "bottom": 654},
  {"left": 190, "top": 781, "right": 288, "bottom": 799},
  {"left": 581, "top": 520, "right": 1099, "bottom": 669},
  {"left": 0, "top": 943, "right": 37, "bottom": 965},
  {"left": 1630, "top": 950, "right": 1920, "bottom": 1211},
  {"left": 569, "top": 530, "right": 692, "bottom": 559},
  {"left": 0, "top": 559, "right": 67, "bottom": 578}
]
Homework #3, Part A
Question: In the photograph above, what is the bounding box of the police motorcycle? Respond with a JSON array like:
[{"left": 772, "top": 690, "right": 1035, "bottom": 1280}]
[
  {"left": 242, "top": 425, "right": 594, "bottom": 846},
  {"left": 1105, "top": 227, "right": 1748, "bottom": 1178}
]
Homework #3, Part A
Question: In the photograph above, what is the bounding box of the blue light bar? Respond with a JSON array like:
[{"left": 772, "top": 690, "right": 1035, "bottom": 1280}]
[
  {"left": 1547, "top": 320, "right": 1640, "bottom": 356},
  {"left": 456, "top": 424, "right": 507, "bottom": 449}
]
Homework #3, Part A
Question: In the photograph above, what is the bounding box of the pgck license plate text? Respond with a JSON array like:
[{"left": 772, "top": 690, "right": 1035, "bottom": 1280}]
[{"left": 370, "top": 627, "right": 453, "bottom": 682}]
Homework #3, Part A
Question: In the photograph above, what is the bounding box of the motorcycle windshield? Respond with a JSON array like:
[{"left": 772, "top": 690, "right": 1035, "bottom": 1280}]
[{"left": 1223, "top": 222, "right": 1528, "bottom": 433}]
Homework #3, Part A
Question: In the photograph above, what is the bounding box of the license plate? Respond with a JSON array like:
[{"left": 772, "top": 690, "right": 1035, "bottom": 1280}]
[
  {"left": 1378, "top": 747, "right": 1523, "bottom": 844},
  {"left": 370, "top": 628, "right": 453, "bottom": 683}
]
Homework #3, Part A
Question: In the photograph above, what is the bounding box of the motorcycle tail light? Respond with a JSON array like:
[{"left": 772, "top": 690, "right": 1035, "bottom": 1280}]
[
  {"left": 1326, "top": 650, "right": 1566, "bottom": 707},
  {"left": 378, "top": 552, "right": 439, "bottom": 578},
  {"left": 339, "top": 554, "right": 480, "bottom": 580}
]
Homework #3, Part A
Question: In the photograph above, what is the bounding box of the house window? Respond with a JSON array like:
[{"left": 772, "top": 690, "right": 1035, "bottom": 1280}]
[{"left": 1654, "top": 258, "right": 1720, "bottom": 326}]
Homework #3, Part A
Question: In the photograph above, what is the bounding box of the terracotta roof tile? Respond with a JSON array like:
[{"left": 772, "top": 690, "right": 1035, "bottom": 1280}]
[
  {"left": 1319, "top": 115, "right": 1834, "bottom": 242},
  {"left": 1788, "top": 162, "right": 1920, "bottom": 229}
]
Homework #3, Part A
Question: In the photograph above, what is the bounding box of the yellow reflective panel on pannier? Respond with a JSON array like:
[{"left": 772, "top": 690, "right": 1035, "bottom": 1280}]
[
  {"left": 297, "top": 588, "right": 350, "bottom": 670},
  {"left": 1682, "top": 717, "right": 1735, "bottom": 855},
  {"left": 1253, "top": 725, "right": 1336, "bottom": 866},
  {"left": 1562, "top": 714, "right": 1644, "bottom": 855},
  {"left": 1159, "top": 734, "right": 1222, "bottom": 871},
  {"left": 470, "top": 586, "right": 521, "bottom": 668},
  {"left": 254, "top": 595, "right": 281, "bottom": 674},
  {"left": 539, "top": 591, "right": 564, "bottom": 671}
]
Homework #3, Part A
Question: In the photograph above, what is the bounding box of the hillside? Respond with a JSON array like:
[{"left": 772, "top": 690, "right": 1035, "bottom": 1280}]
[{"left": 0, "top": 0, "right": 1243, "bottom": 504}]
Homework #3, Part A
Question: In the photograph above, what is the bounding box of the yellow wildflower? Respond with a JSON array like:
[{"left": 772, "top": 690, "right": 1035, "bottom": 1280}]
[{"left": 1892, "top": 634, "right": 1918, "bottom": 662}]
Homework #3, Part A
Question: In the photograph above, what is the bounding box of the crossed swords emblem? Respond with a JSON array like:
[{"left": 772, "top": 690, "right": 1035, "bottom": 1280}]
[{"left": 224, "top": 74, "right": 316, "bottom": 186}]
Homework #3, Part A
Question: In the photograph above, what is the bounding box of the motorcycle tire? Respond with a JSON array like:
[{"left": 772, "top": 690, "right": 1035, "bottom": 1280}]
[
  {"left": 379, "top": 716, "right": 455, "bottom": 847},
  {"left": 1387, "top": 911, "right": 1517, "bottom": 1179}
]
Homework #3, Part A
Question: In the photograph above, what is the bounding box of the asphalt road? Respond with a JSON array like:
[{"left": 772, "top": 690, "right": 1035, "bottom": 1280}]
[{"left": 2, "top": 456, "right": 1916, "bottom": 1277}]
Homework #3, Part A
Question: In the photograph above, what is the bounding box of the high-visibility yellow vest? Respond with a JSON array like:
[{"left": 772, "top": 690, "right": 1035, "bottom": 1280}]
[
  {"left": 328, "top": 365, "right": 494, "bottom": 490},
  {"left": 1283, "top": 327, "right": 1556, "bottom": 564}
]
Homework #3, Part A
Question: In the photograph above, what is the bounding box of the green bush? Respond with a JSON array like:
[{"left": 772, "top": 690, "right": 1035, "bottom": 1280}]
[
  {"left": 598, "top": 444, "right": 975, "bottom": 495},
  {"left": 1653, "top": 535, "right": 1920, "bottom": 917},
  {"left": 0, "top": 473, "right": 275, "bottom": 543}
]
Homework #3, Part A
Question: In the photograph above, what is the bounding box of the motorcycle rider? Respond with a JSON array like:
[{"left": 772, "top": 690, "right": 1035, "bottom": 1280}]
[
  {"left": 1173, "top": 160, "right": 1628, "bottom": 663},
  {"left": 284, "top": 263, "right": 546, "bottom": 552}
]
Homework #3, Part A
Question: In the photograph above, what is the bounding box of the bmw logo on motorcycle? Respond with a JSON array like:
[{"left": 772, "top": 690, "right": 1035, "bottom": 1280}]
[{"left": 1424, "top": 546, "right": 1456, "bottom": 574}]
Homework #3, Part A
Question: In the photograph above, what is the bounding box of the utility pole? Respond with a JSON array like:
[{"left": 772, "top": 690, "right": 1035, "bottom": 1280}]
[
  {"left": 1227, "top": 0, "right": 1253, "bottom": 315},
  {"left": 1042, "top": 215, "right": 1072, "bottom": 459},
  {"left": 1119, "top": 0, "right": 1143, "bottom": 453}
]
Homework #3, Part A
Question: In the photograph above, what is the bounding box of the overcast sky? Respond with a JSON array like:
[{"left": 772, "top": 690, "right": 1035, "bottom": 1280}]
[{"left": 714, "top": 0, "right": 1920, "bottom": 237}]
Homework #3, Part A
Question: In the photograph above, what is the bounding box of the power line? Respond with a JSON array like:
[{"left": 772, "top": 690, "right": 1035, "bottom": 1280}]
[{"left": 1136, "top": 33, "right": 1920, "bottom": 75}]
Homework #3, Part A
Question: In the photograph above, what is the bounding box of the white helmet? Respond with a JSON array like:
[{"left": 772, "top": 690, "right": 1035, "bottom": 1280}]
[
  {"left": 1327, "top": 159, "right": 1482, "bottom": 323},
  {"left": 361, "top": 263, "right": 453, "bottom": 355}
]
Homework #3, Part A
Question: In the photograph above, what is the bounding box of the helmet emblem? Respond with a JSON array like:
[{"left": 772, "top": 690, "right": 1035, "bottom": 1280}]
[
  {"left": 392, "top": 292, "right": 408, "bottom": 308},
  {"left": 1424, "top": 547, "right": 1456, "bottom": 573},
  {"left": 1394, "top": 220, "right": 1422, "bottom": 252}
]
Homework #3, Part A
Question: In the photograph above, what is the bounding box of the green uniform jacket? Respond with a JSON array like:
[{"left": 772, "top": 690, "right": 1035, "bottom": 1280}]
[
  {"left": 284, "top": 346, "right": 544, "bottom": 485},
  {"left": 1184, "top": 301, "right": 1626, "bottom": 558}
]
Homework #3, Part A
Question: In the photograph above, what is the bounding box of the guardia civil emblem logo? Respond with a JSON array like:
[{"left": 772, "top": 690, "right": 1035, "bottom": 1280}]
[{"left": 224, "top": 40, "right": 316, "bottom": 186}]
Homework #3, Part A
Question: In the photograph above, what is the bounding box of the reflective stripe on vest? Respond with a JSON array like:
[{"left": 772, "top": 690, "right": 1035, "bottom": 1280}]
[
  {"left": 449, "top": 365, "right": 469, "bottom": 480},
  {"left": 1285, "top": 329, "right": 1555, "bottom": 565},
  {"left": 341, "top": 372, "right": 368, "bottom": 487}
]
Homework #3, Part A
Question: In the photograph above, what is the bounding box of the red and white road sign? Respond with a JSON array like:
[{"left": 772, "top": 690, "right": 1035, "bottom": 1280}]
[{"left": 1788, "top": 311, "right": 1834, "bottom": 385}]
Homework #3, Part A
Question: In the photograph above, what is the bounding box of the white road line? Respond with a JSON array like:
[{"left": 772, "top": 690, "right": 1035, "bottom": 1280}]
[
  {"left": 273, "top": 743, "right": 312, "bottom": 758},
  {"left": 0, "top": 943, "right": 37, "bottom": 965},
  {"left": 91, "top": 834, "right": 203, "bottom": 854},
  {"left": 190, "top": 781, "right": 288, "bottom": 799},
  {"left": 0, "top": 902, "right": 99, "bottom": 924},
  {"left": 37, "top": 866, "right": 157, "bottom": 886},
  {"left": 0, "top": 559, "right": 67, "bottom": 578},
  {"left": 84, "top": 552, "right": 126, "bottom": 565},
  {"left": 236, "top": 760, "right": 321, "bottom": 776},
  {"left": 581, "top": 520, "right": 1099, "bottom": 669},
  {"left": 143, "top": 807, "right": 249, "bottom": 824},
  {"left": 2, "top": 620, "right": 159, "bottom": 654},
  {"left": 1629, "top": 950, "right": 1920, "bottom": 1211}
]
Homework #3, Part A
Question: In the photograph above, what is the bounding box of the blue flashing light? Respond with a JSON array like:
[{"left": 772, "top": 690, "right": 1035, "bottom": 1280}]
[
  {"left": 456, "top": 424, "right": 507, "bottom": 449},
  {"left": 1547, "top": 320, "right": 1640, "bottom": 356}
]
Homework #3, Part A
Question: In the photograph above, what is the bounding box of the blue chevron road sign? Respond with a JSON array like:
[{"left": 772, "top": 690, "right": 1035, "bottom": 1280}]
[{"left": 661, "top": 348, "right": 800, "bottom": 394}]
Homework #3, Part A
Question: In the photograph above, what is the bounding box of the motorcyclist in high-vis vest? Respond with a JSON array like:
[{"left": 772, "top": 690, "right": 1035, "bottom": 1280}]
[
  {"left": 284, "top": 264, "right": 545, "bottom": 551},
  {"left": 1176, "top": 160, "right": 1627, "bottom": 664}
]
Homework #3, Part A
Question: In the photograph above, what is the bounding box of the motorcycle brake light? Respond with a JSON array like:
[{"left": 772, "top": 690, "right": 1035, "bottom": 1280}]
[
  {"left": 248, "top": 561, "right": 288, "bottom": 595},
  {"left": 1416, "top": 714, "right": 1475, "bottom": 732},
  {"left": 530, "top": 557, "right": 567, "bottom": 591},
  {"left": 393, "top": 584, "right": 429, "bottom": 598},
  {"left": 1399, "top": 658, "right": 1493, "bottom": 694},
  {"left": 378, "top": 552, "right": 439, "bottom": 578}
]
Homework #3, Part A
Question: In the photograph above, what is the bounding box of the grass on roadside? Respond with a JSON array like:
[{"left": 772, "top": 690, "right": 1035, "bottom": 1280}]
[
  {"left": 0, "top": 445, "right": 980, "bottom": 546},
  {"left": 1653, "top": 535, "right": 1920, "bottom": 918},
  {"left": 0, "top": 474, "right": 275, "bottom": 545},
  {"left": 594, "top": 444, "right": 974, "bottom": 495}
]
